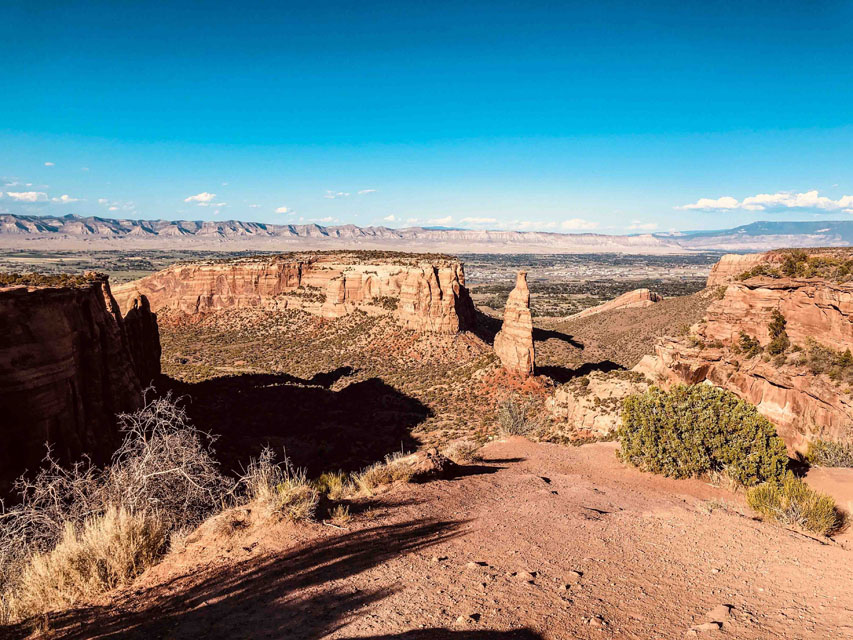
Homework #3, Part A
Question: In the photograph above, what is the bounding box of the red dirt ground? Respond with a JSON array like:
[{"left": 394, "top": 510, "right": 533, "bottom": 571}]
[{"left": 18, "top": 438, "right": 853, "bottom": 640}]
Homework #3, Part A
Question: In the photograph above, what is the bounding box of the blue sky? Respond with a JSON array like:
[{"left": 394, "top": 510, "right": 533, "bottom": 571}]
[{"left": 1, "top": 0, "right": 852, "bottom": 233}]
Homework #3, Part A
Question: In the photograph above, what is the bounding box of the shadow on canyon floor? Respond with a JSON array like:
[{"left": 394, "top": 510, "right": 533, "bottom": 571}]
[
  {"left": 472, "top": 308, "right": 583, "bottom": 349},
  {"left": 536, "top": 360, "right": 625, "bottom": 384},
  {"left": 156, "top": 369, "right": 431, "bottom": 477},
  {"left": 6, "top": 519, "right": 478, "bottom": 640}
]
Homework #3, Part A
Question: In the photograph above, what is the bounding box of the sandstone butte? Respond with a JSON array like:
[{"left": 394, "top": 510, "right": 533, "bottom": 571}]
[
  {"left": 635, "top": 249, "right": 853, "bottom": 452},
  {"left": 113, "top": 251, "right": 477, "bottom": 335},
  {"left": 0, "top": 274, "right": 160, "bottom": 493},
  {"left": 569, "top": 287, "right": 662, "bottom": 320},
  {"left": 494, "top": 271, "right": 535, "bottom": 376}
]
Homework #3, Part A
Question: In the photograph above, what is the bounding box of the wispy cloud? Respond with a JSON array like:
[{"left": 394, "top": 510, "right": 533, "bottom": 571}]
[
  {"left": 184, "top": 192, "right": 217, "bottom": 205},
  {"left": 627, "top": 220, "right": 658, "bottom": 231},
  {"left": 52, "top": 194, "right": 80, "bottom": 204},
  {"left": 6, "top": 191, "right": 48, "bottom": 202},
  {"left": 560, "top": 218, "right": 598, "bottom": 230},
  {"left": 324, "top": 190, "right": 350, "bottom": 199},
  {"left": 248, "top": 204, "right": 261, "bottom": 208},
  {"left": 383, "top": 214, "right": 396, "bottom": 221},
  {"left": 43, "top": 162, "right": 54, "bottom": 167},
  {"left": 678, "top": 190, "right": 853, "bottom": 213},
  {"left": 357, "top": 189, "right": 377, "bottom": 195},
  {"left": 460, "top": 216, "right": 498, "bottom": 225},
  {"left": 313, "top": 216, "right": 337, "bottom": 223},
  {"left": 428, "top": 216, "right": 453, "bottom": 225},
  {"left": 275, "top": 206, "right": 290, "bottom": 214}
]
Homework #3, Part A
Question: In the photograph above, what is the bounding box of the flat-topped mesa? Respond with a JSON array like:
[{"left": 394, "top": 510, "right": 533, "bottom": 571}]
[
  {"left": 0, "top": 274, "right": 161, "bottom": 493},
  {"left": 113, "top": 251, "right": 476, "bottom": 334},
  {"left": 570, "top": 288, "right": 663, "bottom": 320},
  {"left": 494, "top": 271, "right": 535, "bottom": 376},
  {"left": 635, "top": 248, "right": 853, "bottom": 452}
]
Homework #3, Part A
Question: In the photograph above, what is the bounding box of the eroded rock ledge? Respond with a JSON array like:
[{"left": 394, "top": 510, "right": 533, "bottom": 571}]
[{"left": 113, "top": 251, "right": 476, "bottom": 335}]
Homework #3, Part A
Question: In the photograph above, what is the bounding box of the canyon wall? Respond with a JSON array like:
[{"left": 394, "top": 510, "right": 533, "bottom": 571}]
[
  {"left": 635, "top": 251, "right": 853, "bottom": 451},
  {"left": 114, "top": 252, "right": 476, "bottom": 334},
  {"left": 0, "top": 276, "right": 160, "bottom": 492}
]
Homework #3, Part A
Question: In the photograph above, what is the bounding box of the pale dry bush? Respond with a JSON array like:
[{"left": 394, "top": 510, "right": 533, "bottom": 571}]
[
  {"left": 0, "top": 392, "right": 233, "bottom": 624},
  {"left": 8, "top": 507, "right": 166, "bottom": 621},
  {"left": 350, "top": 452, "right": 415, "bottom": 496},
  {"left": 241, "top": 448, "right": 319, "bottom": 522},
  {"left": 497, "top": 395, "right": 544, "bottom": 437},
  {"left": 313, "top": 471, "right": 352, "bottom": 501},
  {"left": 443, "top": 439, "right": 483, "bottom": 463}
]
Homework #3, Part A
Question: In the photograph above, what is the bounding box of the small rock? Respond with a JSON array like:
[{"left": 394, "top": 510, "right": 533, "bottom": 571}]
[
  {"left": 566, "top": 570, "right": 583, "bottom": 583},
  {"left": 706, "top": 604, "right": 733, "bottom": 622},
  {"left": 514, "top": 570, "right": 536, "bottom": 583},
  {"left": 688, "top": 621, "right": 722, "bottom": 634}
]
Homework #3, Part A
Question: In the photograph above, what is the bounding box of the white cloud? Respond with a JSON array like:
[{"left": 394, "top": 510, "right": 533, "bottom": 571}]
[
  {"left": 98, "top": 198, "right": 109, "bottom": 205},
  {"left": 108, "top": 206, "right": 119, "bottom": 211},
  {"left": 248, "top": 204, "right": 261, "bottom": 208},
  {"left": 460, "top": 216, "right": 498, "bottom": 225},
  {"left": 214, "top": 202, "right": 227, "bottom": 207},
  {"left": 275, "top": 206, "right": 290, "bottom": 214},
  {"left": 81, "top": 167, "right": 89, "bottom": 172},
  {"left": 428, "top": 216, "right": 453, "bottom": 225},
  {"left": 627, "top": 220, "right": 658, "bottom": 231},
  {"left": 52, "top": 194, "right": 80, "bottom": 204},
  {"left": 357, "top": 189, "right": 377, "bottom": 195},
  {"left": 560, "top": 218, "right": 598, "bottom": 230},
  {"left": 383, "top": 214, "right": 396, "bottom": 222},
  {"left": 184, "top": 192, "right": 217, "bottom": 205},
  {"left": 6, "top": 191, "right": 48, "bottom": 202},
  {"left": 324, "top": 190, "right": 350, "bottom": 199},
  {"left": 678, "top": 190, "right": 853, "bottom": 213},
  {"left": 44, "top": 162, "right": 54, "bottom": 167},
  {"left": 313, "top": 216, "right": 337, "bottom": 223}
]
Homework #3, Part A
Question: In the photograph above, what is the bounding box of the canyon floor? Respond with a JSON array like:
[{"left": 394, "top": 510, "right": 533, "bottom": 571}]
[{"left": 18, "top": 437, "right": 852, "bottom": 640}]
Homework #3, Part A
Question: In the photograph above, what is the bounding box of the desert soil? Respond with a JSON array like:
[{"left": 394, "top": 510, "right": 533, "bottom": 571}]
[{"left": 23, "top": 438, "right": 852, "bottom": 640}]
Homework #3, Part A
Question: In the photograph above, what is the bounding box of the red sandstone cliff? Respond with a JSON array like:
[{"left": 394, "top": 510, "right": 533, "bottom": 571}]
[
  {"left": 114, "top": 252, "right": 476, "bottom": 334},
  {"left": 0, "top": 275, "right": 160, "bottom": 492},
  {"left": 635, "top": 249, "right": 853, "bottom": 451},
  {"left": 569, "top": 288, "right": 662, "bottom": 320}
]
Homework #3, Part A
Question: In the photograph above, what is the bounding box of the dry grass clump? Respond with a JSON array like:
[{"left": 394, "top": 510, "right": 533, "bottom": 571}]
[
  {"left": 241, "top": 448, "right": 319, "bottom": 522},
  {"left": 8, "top": 508, "right": 166, "bottom": 620},
  {"left": 442, "top": 439, "right": 483, "bottom": 463},
  {"left": 328, "top": 504, "right": 352, "bottom": 526},
  {"left": 805, "top": 440, "right": 853, "bottom": 468},
  {"left": 496, "top": 395, "right": 544, "bottom": 437},
  {"left": 746, "top": 474, "right": 844, "bottom": 537},
  {"left": 350, "top": 452, "right": 415, "bottom": 496},
  {"left": 314, "top": 471, "right": 351, "bottom": 501},
  {"left": 0, "top": 392, "right": 233, "bottom": 625}
]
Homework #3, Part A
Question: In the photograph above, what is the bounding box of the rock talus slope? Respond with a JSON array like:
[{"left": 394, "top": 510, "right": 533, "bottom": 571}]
[
  {"left": 494, "top": 271, "right": 535, "bottom": 375},
  {"left": 114, "top": 252, "right": 476, "bottom": 334},
  {"left": 0, "top": 276, "right": 160, "bottom": 491}
]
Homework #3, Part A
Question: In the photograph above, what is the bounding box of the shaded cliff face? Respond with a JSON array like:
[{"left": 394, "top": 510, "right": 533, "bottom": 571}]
[
  {"left": 635, "top": 251, "right": 853, "bottom": 451},
  {"left": 0, "top": 276, "right": 160, "bottom": 493},
  {"left": 114, "top": 252, "right": 476, "bottom": 334}
]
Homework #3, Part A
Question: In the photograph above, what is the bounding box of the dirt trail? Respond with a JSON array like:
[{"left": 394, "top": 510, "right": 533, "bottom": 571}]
[{"left": 19, "top": 439, "right": 853, "bottom": 640}]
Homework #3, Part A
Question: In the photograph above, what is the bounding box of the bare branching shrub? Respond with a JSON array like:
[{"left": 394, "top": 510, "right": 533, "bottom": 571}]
[
  {"left": 0, "top": 391, "right": 233, "bottom": 624},
  {"left": 497, "top": 395, "right": 543, "bottom": 437},
  {"left": 241, "top": 448, "right": 318, "bottom": 522},
  {"left": 443, "top": 440, "right": 483, "bottom": 463},
  {"left": 9, "top": 508, "right": 166, "bottom": 621},
  {"left": 107, "top": 393, "right": 235, "bottom": 531}
]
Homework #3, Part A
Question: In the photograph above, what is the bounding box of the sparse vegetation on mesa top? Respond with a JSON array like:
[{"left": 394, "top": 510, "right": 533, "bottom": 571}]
[
  {"left": 0, "top": 271, "right": 102, "bottom": 288},
  {"left": 737, "top": 248, "right": 853, "bottom": 283},
  {"left": 618, "top": 385, "right": 789, "bottom": 487},
  {"left": 180, "top": 249, "right": 461, "bottom": 268}
]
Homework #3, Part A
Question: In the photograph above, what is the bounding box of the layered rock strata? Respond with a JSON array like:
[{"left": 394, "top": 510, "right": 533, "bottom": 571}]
[
  {"left": 0, "top": 275, "right": 160, "bottom": 492},
  {"left": 494, "top": 271, "right": 535, "bottom": 375},
  {"left": 570, "top": 288, "right": 662, "bottom": 320},
  {"left": 113, "top": 252, "right": 476, "bottom": 334}
]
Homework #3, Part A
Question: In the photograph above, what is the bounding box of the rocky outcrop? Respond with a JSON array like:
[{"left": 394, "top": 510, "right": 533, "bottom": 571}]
[
  {"left": 494, "top": 272, "right": 534, "bottom": 376},
  {"left": 546, "top": 371, "right": 650, "bottom": 441},
  {"left": 114, "top": 252, "right": 476, "bottom": 335},
  {"left": 0, "top": 275, "right": 161, "bottom": 492},
  {"left": 570, "top": 288, "right": 663, "bottom": 320},
  {"left": 705, "top": 253, "right": 776, "bottom": 287},
  {"left": 635, "top": 251, "right": 853, "bottom": 451}
]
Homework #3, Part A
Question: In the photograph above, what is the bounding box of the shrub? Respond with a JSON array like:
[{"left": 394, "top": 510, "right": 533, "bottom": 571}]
[
  {"left": 747, "top": 474, "right": 843, "bottom": 536},
  {"left": 350, "top": 452, "right": 414, "bottom": 496},
  {"left": 442, "top": 440, "right": 483, "bottom": 463},
  {"left": 496, "top": 395, "right": 543, "bottom": 437},
  {"left": 736, "top": 332, "right": 763, "bottom": 359},
  {"left": 241, "top": 448, "right": 318, "bottom": 522},
  {"left": 314, "top": 471, "right": 351, "bottom": 500},
  {"left": 806, "top": 440, "right": 853, "bottom": 468},
  {"left": 766, "top": 310, "right": 790, "bottom": 356},
  {"left": 8, "top": 508, "right": 167, "bottom": 621},
  {"left": 618, "top": 385, "right": 788, "bottom": 486}
]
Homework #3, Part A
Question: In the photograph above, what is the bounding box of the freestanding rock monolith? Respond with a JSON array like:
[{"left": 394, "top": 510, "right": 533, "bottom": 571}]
[{"left": 494, "top": 271, "right": 534, "bottom": 376}]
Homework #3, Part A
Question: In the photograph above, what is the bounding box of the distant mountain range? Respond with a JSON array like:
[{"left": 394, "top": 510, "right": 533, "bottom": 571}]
[{"left": 1, "top": 213, "right": 852, "bottom": 254}]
